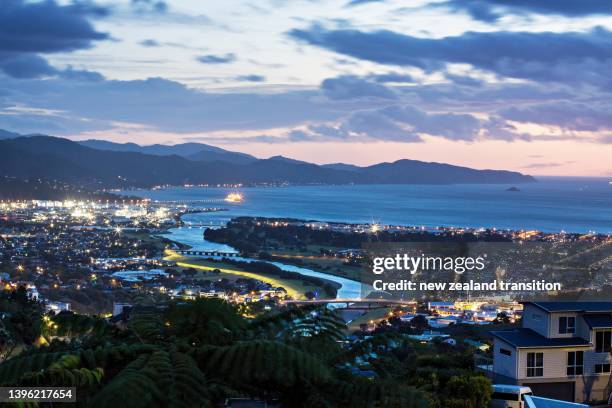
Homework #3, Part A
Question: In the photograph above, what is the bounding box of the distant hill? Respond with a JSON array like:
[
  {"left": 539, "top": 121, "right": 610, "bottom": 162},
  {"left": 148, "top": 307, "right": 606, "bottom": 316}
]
[
  {"left": 322, "top": 163, "right": 362, "bottom": 172},
  {"left": 0, "top": 176, "right": 128, "bottom": 201},
  {"left": 0, "top": 133, "right": 535, "bottom": 190},
  {"left": 0, "top": 129, "right": 20, "bottom": 140},
  {"left": 361, "top": 159, "right": 534, "bottom": 184},
  {"left": 186, "top": 148, "right": 256, "bottom": 164},
  {"left": 79, "top": 139, "right": 257, "bottom": 164},
  {"left": 267, "top": 155, "right": 313, "bottom": 165},
  {"left": 0, "top": 136, "right": 359, "bottom": 188}
]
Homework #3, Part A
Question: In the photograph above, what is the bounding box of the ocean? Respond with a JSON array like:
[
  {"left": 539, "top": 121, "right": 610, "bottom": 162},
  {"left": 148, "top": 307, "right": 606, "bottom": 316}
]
[{"left": 129, "top": 177, "right": 611, "bottom": 234}]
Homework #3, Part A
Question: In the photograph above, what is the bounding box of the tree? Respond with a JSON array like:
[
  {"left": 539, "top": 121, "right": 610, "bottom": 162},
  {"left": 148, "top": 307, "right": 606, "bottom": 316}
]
[
  {"left": 0, "top": 299, "right": 429, "bottom": 407},
  {"left": 183, "top": 268, "right": 197, "bottom": 277},
  {"left": 411, "top": 315, "right": 429, "bottom": 331},
  {"left": 495, "top": 312, "right": 510, "bottom": 324},
  {"left": 444, "top": 375, "right": 492, "bottom": 408}
]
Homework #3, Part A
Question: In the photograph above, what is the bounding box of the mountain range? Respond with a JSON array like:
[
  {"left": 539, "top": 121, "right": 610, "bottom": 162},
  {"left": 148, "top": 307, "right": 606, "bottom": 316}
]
[
  {"left": 79, "top": 139, "right": 256, "bottom": 164},
  {"left": 0, "top": 131, "right": 535, "bottom": 191}
]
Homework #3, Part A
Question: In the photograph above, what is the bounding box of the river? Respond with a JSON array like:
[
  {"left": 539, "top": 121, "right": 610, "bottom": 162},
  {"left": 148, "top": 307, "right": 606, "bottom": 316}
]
[{"left": 165, "top": 222, "right": 364, "bottom": 299}]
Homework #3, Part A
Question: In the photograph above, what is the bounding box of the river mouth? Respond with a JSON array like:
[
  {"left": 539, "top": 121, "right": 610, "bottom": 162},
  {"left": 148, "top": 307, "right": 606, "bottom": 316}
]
[{"left": 164, "top": 221, "right": 365, "bottom": 300}]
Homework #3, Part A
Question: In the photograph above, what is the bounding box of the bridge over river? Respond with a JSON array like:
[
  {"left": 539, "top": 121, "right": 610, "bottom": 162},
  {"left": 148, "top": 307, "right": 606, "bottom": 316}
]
[
  {"left": 281, "top": 299, "right": 417, "bottom": 310},
  {"left": 177, "top": 250, "right": 239, "bottom": 257}
]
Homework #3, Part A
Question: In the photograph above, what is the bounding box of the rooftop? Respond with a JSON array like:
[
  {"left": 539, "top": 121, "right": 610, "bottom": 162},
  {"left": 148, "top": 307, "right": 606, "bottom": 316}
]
[
  {"left": 582, "top": 314, "right": 612, "bottom": 329},
  {"left": 491, "top": 328, "right": 591, "bottom": 349},
  {"left": 524, "top": 395, "right": 588, "bottom": 408},
  {"left": 523, "top": 301, "right": 612, "bottom": 313}
]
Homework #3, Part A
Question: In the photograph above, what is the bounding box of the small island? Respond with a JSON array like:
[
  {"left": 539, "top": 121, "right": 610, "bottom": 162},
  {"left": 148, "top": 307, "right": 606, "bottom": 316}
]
[{"left": 506, "top": 186, "right": 520, "bottom": 192}]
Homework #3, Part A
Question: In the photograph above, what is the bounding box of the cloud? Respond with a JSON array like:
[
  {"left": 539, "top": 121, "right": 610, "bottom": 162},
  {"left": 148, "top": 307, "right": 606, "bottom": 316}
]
[
  {"left": 235, "top": 74, "right": 266, "bottom": 82},
  {"left": 0, "top": 0, "right": 108, "bottom": 78},
  {"left": 598, "top": 135, "right": 612, "bottom": 144},
  {"left": 380, "top": 105, "right": 481, "bottom": 141},
  {"left": 521, "top": 161, "right": 576, "bottom": 169},
  {"left": 196, "top": 53, "right": 237, "bottom": 64},
  {"left": 345, "top": 0, "right": 385, "bottom": 6},
  {"left": 368, "top": 72, "right": 413, "bottom": 84},
  {"left": 321, "top": 75, "right": 397, "bottom": 100},
  {"left": 140, "top": 39, "right": 160, "bottom": 47},
  {"left": 307, "top": 124, "right": 349, "bottom": 140},
  {"left": 444, "top": 73, "right": 483, "bottom": 87},
  {"left": 431, "top": 0, "right": 612, "bottom": 22},
  {"left": 60, "top": 67, "right": 105, "bottom": 82},
  {"left": 0, "top": 75, "right": 349, "bottom": 134},
  {"left": 0, "top": 55, "right": 59, "bottom": 79},
  {"left": 288, "top": 25, "right": 612, "bottom": 85},
  {"left": 290, "top": 104, "right": 495, "bottom": 143},
  {"left": 0, "top": 63, "right": 605, "bottom": 147},
  {"left": 342, "top": 110, "right": 420, "bottom": 141},
  {"left": 0, "top": 0, "right": 108, "bottom": 54},
  {"left": 498, "top": 102, "right": 612, "bottom": 131},
  {"left": 131, "top": 0, "right": 168, "bottom": 13}
]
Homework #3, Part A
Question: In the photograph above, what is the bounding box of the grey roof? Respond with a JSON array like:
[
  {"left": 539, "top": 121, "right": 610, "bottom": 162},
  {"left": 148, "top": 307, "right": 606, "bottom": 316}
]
[
  {"left": 524, "top": 395, "right": 588, "bottom": 408},
  {"left": 491, "top": 328, "right": 591, "bottom": 349},
  {"left": 582, "top": 314, "right": 612, "bottom": 329},
  {"left": 523, "top": 301, "right": 612, "bottom": 313}
]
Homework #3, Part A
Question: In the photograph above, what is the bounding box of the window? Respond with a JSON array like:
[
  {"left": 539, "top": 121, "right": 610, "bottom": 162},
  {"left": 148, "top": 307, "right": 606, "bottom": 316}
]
[
  {"left": 595, "top": 364, "right": 611, "bottom": 374},
  {"left": 527, "top": 352, "right": 543, "bottom": 377},
  {"left": 567, "top": 351, "right": 584, "bottom": 376},
  {"left": 500, "top": 348, "right": 512, "bottom": 356},
  {"left": 595, "top": 330, "right": 612, "bottom": 353},
  {"left": 559, "top": 316, "right": 575, "bottom": 334},
  {"left": 491, "top": 392, "right": 520, "bottom": 401}
]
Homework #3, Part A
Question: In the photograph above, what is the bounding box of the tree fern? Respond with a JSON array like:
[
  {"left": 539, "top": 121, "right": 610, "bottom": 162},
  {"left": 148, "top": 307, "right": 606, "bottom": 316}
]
[
  {"left": 0, "top": 351, "right": 66, "bottom": 385},
  {"left": 88, "top": 350, "right": 211, "bottom": 408},
  {"left": 195, "top": 340, "right": 331, "bottom": 389},
  {"left": 165, "top": 298, "right": 245, "bottom": 346}
]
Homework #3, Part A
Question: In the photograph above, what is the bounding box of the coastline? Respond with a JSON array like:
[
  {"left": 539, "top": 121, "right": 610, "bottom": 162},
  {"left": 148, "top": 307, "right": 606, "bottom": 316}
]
[{"left": 125, "top": 180, "right": 612, "bottom": 235}]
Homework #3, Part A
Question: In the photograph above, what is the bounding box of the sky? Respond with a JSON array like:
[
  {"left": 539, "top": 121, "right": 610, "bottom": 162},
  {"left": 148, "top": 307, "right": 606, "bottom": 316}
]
[{"left": 1, "top": 0, "right": 612, "bottom": 176}]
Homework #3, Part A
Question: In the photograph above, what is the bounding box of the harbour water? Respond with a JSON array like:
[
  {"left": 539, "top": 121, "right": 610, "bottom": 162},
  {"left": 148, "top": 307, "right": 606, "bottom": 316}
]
[
  {"left": 133, "top": 177, "right": 611, "bottom": 234},
  {"left": 130, "top": 178, "right": 611, "bottom": 299}
]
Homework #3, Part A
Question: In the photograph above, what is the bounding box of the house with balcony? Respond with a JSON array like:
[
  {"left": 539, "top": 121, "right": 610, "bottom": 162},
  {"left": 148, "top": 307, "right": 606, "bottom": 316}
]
[{"left": 491, "top": 302, "right": 612, "bottom": 404}]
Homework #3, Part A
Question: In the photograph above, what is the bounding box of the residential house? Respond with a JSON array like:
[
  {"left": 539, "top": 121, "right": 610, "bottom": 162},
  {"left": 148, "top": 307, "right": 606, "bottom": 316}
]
[{"left": 491, "top": 302, "right": 612, "bottom": 404}]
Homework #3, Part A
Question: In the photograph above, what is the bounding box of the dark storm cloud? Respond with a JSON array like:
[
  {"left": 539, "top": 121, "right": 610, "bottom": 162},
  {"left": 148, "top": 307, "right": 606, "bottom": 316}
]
[
  {"left": 431, "top": 0, "right": 612, "bottom": 22},
  {"left": 196, "top": 54, "right": 237, "bottom": 64},
  {"left": 288, "top": 25, "right": 612, "bottom": 85}
]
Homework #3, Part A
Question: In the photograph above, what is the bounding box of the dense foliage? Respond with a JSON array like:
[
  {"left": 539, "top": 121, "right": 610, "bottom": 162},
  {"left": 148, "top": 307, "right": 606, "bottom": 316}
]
[{"left": 0, "top": 297, "right": 434, "bottom": 407}]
